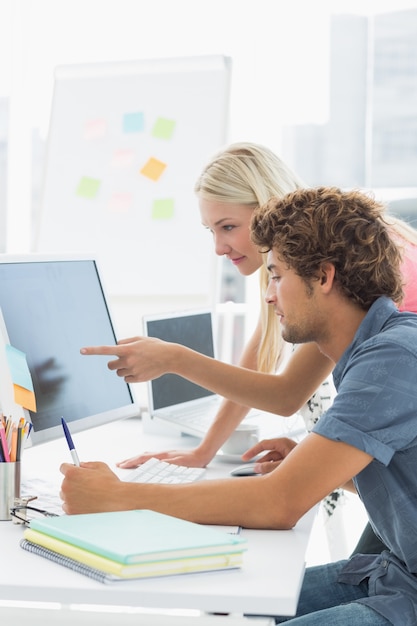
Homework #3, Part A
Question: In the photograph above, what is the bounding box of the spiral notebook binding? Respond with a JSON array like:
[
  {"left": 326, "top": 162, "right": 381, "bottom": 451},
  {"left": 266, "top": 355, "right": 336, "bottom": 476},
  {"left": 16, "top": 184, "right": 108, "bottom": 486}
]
[{"left": 20, "top": 539, "right": 116, "bottom": 584}]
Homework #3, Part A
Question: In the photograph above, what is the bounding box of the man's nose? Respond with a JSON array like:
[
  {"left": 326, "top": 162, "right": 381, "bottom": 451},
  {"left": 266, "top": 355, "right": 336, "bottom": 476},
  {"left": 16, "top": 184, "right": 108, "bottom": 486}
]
[{"left": 265, "top": 281, "right": 276, "bottom": 304}]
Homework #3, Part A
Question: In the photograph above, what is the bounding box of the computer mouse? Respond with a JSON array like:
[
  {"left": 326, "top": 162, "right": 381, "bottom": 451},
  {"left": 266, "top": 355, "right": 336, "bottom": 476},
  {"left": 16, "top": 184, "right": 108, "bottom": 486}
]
[{"left": 230, "top": 464, "right": 259, "bottom": 477}]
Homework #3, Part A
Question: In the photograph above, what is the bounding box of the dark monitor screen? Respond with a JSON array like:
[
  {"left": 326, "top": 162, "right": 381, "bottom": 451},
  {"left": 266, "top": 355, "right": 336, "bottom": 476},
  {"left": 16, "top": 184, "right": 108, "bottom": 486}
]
[
  {"left": 0, "top": 254, "right": 139, "bottom": 445},
  {"left": 143, "top": 311, "right": 215, "bottom": 412}
]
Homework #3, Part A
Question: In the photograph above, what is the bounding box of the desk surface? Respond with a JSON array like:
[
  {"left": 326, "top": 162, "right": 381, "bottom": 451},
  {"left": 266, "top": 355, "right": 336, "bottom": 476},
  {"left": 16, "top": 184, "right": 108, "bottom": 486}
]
[{"left": 0, "top": 417, "right": 315, "bottom": 618}]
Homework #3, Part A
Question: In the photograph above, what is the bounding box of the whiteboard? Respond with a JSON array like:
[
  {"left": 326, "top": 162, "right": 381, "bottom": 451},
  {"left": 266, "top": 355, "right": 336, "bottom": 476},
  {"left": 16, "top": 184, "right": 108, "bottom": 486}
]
[{"left": 36, "top": 56, "right": 231, "bottom": 297}]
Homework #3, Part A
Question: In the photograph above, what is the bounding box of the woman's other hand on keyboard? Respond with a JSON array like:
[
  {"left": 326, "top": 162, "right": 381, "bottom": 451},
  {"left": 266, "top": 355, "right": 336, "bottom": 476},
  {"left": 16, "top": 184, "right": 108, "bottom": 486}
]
[{"left": 116, "top": 448, "right": 210, "bottom": 469}]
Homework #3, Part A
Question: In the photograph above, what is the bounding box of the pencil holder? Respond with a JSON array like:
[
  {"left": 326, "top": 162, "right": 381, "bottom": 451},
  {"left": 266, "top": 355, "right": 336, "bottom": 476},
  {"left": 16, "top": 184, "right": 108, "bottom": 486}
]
[{"left": 0, "top": 462, "right": 21, "bottom": 521}]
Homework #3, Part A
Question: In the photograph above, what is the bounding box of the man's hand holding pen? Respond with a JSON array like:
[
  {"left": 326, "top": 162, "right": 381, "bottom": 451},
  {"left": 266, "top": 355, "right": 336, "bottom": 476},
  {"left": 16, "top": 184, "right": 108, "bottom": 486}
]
[{"left": 59, "top": 461, "right": 129, "bottom": 515}]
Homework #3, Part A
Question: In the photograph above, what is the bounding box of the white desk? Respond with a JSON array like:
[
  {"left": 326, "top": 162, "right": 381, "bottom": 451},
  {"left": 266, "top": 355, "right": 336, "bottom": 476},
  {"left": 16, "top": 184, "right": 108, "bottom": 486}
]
[{"left": 0, "top": 417, "right": 316, "bottom": 619}]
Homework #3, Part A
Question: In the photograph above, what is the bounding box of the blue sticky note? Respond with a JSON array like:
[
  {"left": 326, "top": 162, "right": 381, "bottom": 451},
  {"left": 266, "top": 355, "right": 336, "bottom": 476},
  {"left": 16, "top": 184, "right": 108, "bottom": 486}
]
[
  {"left": 5, "top": 344, "right": 34, "bottom": 392},
  {"left": 123, "top": 112, "right": 145, "bottom": 133}
]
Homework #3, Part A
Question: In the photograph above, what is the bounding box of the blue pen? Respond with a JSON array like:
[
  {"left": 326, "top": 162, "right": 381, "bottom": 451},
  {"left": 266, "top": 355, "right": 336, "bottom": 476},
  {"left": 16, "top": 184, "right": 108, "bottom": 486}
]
[{"left": 61, "top": 417, "right": 80, "bottom": 466}]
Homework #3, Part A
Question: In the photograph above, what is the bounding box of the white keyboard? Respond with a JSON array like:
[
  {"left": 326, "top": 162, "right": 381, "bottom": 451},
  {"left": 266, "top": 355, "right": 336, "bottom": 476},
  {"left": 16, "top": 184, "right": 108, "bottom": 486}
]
[
  {"left": 20, "top": 476, "right": 64, "bottom": 515},
  {"left": 20, "top": 458, "right": 206, "bottom": 515},
  {"left": 123, "top": 457, "right": 206, "bottom": 484}
]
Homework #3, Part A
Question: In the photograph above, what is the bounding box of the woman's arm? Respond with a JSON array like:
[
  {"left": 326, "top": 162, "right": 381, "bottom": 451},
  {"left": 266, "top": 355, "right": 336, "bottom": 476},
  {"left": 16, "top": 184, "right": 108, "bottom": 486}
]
[
  {"left": 192, "top": 327, "right": 334, "bottom": 461},
  {"left": 118, "top": 321, "right": 263, "bottom": 469},
  {"left": 87, "top": 327, "right": 335, "bottom": 468},
  {"left": 87, "top": 333, "right": 334, "bottom": 414}
]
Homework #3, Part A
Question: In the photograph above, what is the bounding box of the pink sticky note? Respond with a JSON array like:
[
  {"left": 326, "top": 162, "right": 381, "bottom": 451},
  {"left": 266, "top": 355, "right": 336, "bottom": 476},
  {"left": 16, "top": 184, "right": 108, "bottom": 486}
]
[
  {"left": 84, "top": 118, "right": 107, "bottom": 140},
  {"left": 108, "top": 192, "right": 133, "bottom": 213}
]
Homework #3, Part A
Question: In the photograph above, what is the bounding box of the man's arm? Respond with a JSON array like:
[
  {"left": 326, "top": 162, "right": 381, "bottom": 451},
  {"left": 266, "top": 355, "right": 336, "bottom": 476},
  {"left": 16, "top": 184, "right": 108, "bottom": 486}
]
[{"left": 60, "top": 433, "right": 372, "bottom": 529}]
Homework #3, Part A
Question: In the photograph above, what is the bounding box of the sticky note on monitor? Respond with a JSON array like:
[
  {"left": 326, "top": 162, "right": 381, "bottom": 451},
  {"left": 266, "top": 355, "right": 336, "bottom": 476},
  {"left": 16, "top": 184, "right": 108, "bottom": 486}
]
[
  {"left": 5, "top": 344, "right": 37, "bottom": 412},
  {"left": 14, "top": 385, "right": 36, "bottom": 412},
  {"left": 5, "top": 345, "right": 34, "bottom": 392}
]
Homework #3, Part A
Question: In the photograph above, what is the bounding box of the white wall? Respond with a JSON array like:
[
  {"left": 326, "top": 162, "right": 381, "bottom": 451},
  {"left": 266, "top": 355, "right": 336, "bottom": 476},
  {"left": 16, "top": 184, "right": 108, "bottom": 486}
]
[
  {"left": 3, "top": 0, "right": 417, "bottom": 253},
  {"left": 2, "top": 0, "right": 416, "bottom": 401}
]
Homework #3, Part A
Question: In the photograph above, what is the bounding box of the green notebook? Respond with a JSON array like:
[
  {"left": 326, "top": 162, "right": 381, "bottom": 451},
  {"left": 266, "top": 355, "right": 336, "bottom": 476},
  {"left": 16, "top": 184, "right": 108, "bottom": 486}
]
[
  {"left": 29, "top": 510, "right": 247, "bottom": 565},
  {"left": 21, "top": 528, "right": 244, "bottom": 582}
]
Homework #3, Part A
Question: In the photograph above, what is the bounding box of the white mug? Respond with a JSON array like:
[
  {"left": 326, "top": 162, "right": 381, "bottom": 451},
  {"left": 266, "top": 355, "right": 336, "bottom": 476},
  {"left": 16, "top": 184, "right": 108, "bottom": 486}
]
[{"left": 221, "top": 424, "right": 259, "bottom": 456}]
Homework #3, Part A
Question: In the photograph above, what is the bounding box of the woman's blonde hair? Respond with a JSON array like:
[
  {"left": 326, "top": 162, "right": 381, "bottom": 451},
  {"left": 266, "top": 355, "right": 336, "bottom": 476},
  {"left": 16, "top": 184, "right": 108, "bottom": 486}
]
[
  {"left": 385, "top": 214, "right": 417, "bottom": 246},
  {"left": 195, "top": 142, "right": 305, "bottom": 373}
]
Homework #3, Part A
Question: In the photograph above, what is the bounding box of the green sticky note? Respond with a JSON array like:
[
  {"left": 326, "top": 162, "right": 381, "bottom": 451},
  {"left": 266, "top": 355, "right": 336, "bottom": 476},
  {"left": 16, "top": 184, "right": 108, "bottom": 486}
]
[
  {"left": 152, "top": 198, "right": 175, "bottom": 220},
  {"left": 76, "top": 177, "right": 101, "bottom": 199},
  {"left": 152, "top": 117, "right": 176, "bottom": 140}
]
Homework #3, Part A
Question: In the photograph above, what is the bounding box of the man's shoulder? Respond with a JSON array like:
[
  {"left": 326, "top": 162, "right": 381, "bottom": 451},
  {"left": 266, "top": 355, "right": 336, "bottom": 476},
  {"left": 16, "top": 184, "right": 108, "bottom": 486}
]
[
  {"left": 381, "top": 309, "right": 417, "bottom": 340},
  {"left": 370, "top": 298, "right": 417, "bottom": 343}
]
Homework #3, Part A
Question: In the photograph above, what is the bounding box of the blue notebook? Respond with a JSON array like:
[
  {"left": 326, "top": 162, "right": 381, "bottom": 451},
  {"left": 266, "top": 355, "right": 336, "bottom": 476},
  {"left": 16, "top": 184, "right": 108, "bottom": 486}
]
[{"left": 29, "top": 509, "right": 247, "bottom": 565}]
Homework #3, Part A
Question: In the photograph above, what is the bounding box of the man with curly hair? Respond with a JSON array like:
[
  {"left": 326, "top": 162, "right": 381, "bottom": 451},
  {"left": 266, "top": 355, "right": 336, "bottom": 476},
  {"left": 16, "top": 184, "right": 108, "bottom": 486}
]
[{"left": 64, "top": 187, "right": 417, "bottom": 625}]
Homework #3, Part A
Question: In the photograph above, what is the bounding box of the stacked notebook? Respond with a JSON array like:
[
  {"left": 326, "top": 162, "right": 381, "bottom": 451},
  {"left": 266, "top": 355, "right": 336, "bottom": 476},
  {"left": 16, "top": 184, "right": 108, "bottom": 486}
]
[{"left": 20, "top": 509, "right": 247, "bottom": 583}]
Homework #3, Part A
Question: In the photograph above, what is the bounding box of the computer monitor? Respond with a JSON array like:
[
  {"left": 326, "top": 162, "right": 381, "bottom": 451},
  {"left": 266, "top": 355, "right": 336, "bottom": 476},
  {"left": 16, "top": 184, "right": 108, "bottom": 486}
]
[{"left": 0, "top": 253, "right": 140, "bottom": 446}]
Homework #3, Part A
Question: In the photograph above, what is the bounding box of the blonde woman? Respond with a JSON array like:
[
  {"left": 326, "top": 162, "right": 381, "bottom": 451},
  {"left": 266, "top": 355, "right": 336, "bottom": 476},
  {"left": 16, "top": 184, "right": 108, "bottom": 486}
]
[{"left": 118, "top": 143, "right": 334, "bottom": 469}]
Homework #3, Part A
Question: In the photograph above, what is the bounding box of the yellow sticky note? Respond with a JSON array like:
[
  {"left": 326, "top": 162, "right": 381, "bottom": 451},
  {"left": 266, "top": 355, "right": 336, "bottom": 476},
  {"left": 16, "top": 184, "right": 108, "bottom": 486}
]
[
  {"left": 14, "top": 384, "right": 37, "bottom": 412},
  {"left": 152, "top": 198, "right": 175, "bottom": 220},
  {"left": 140, "top": 157, "right": 167, "bottom": 182},
  {"left": 76, "top": 177, "right": 101, "bottom": 199},
  {"left": 152, "top": 117, "right": 176, "bottom": 140}
]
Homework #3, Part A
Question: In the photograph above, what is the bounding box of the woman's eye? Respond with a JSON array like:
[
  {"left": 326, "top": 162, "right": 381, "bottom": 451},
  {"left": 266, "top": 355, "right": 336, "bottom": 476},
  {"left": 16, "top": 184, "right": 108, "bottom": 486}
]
[{"left": 222, "top": 225, "right": 235, "bottom": 232}]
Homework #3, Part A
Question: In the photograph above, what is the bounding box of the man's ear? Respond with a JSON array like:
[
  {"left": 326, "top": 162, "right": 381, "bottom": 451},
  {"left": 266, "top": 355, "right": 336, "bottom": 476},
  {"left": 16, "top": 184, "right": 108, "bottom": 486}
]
[{"left": 319, "top": 263, "right": 336, "bottom": 291}]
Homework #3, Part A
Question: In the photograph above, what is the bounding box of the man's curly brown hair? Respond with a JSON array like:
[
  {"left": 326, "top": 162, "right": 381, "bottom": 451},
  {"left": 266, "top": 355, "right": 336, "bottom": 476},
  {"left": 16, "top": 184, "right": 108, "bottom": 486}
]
[{"left": 250, "top": 186, "right": 404, "bottom": 310}]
